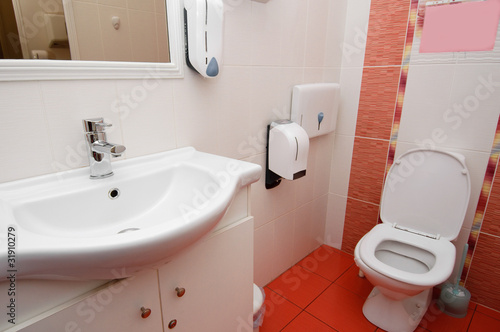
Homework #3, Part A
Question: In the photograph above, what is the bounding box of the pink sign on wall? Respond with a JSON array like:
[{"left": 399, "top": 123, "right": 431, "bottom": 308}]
[{"left": 420, "top": 0, "right": 500, "bottom": 53}]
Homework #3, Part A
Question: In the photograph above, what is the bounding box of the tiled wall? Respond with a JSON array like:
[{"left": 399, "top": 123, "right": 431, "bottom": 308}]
[
  {"left": 327, "top": 0, "right": 500, "bottom": 311},
  {"left": 0, "top": 0, "right": 345, "bottom": 289},
  {"left": 69, "top": 0, "right": 170, "bottom": 62},
  {"left": 16, "top": 0, "right": 71, "bottom": 60}
]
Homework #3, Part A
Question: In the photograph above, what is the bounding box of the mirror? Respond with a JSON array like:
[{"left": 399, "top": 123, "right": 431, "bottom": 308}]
[{"left": 0, "top": 0, "right": 184, "bottom": 80}]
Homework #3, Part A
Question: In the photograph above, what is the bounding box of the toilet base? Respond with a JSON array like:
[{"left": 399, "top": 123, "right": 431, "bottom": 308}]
[{"left": 362, "top": 287, "right": 432, "bottom": 332}]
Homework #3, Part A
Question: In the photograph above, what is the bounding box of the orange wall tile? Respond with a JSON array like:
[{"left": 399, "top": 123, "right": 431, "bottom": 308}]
[
  {"left": 348, "top": 137, "right": 389, "bottom": 204},
  {"left": 342, "top": 198, "right": 380, "bottom": 254},
  {"left": 481, "top": 170, "right": 500, "bottom": 236},
  {"left": 465, "top": 234, "right": 500, "bottom": 310},
  {"left": 363, "top": 0, "right": 411, "bottom": 67},
  {"left": 356, "top": 66, "right": 402, "bottom": 140}
]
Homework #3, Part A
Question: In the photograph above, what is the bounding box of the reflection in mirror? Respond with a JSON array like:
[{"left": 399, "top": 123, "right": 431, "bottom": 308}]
[{"left": 0, "top": 0, "right": 170, "bottom": 63}]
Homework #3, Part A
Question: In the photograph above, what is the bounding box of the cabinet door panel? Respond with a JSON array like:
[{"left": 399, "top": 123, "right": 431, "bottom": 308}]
[{"left": 159, "top": 219, "right": 254, "bottom": 332}]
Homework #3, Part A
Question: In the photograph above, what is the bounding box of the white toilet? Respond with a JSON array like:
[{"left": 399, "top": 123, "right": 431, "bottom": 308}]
[{"left": 354, "top": 148, "right": 470, "bottom": 332}]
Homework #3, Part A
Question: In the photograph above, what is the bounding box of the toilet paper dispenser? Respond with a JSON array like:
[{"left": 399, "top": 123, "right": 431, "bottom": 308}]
[{"left": 265, "top": 120, "right": 309, "bottom": 189}]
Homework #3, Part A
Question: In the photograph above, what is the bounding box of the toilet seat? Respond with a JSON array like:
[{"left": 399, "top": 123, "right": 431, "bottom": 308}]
[
  {"left": 358, "top": 223, "right": 456, "bottom": 287},
  {"left": 381, "top": 149, "right": 470, "bottom": 241}
]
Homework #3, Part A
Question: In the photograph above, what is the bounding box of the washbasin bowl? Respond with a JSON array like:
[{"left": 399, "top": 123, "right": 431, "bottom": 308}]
[{"left": 0, "top": 147, "right": 261, "bottom": 280}]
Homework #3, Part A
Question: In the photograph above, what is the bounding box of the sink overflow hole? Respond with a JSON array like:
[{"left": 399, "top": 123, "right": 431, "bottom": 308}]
[
  {"left": 108, "top": 188, "right": 120, "bottom": 199},
  {"left": 118, "top": 228, "right": 140, "bottom": 234}
]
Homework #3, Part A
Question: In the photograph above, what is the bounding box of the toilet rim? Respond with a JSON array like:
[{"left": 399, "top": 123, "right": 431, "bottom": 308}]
[{"left": 358, "top": 224, "right": 456, "bottom": 287}]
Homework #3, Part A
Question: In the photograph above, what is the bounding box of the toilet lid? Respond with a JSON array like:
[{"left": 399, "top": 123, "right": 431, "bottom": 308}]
[{"left": 381, "top": 149, "right": 470, "bottom": 241}]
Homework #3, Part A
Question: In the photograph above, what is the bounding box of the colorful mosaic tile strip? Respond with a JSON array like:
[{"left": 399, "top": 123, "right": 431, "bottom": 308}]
[
  {"left": 463, "top": 114, "right": 500, "bottom": 282},
  {"left": 385, "top": 0, "right": 419, "bottom": 173}
]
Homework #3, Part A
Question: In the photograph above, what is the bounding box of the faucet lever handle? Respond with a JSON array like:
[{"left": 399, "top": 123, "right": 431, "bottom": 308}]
[
  {"left": 95, "top": 122, "right": 112, "bottom": 131},
  {"left": 83, "top": 117, "right": 112, "bottom": 133}
]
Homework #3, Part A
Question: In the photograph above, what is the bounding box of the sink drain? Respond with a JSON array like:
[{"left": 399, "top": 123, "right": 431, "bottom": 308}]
[
  {"left": 117, "top": 228, "right": 140, "bottom": 234},
  {"left": 108, "top": 188, "right": 120, "bottom": 199}
]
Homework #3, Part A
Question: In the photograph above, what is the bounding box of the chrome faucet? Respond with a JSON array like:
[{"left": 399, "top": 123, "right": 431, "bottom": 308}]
[{"left": 82, "top": 118, "right": 126, "bottom": 179}]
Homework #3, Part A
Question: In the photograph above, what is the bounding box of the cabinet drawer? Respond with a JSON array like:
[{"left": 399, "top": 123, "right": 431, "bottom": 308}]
[{"left": 19, "top": 270, "right": 162, "bottom": 332}]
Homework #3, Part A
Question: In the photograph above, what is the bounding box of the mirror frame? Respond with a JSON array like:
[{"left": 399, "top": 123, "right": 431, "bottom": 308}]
[{"left": 0, "top": 0, "right": 184, "bottom": 81}]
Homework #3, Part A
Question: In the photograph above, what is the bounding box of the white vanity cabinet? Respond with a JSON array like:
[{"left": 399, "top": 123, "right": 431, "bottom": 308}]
[
  {"left": 11, "top": 217, "right": 254, "bottom": 332},
  {"left": 17, "top": 269, "right": 163, "bottom": 332},
  {"left": 158, "top": 217, "right": 254, "bottom": 332}
]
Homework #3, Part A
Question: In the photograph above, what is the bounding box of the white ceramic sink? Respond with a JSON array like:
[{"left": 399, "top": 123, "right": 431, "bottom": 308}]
[{"left": 0, "top": 147, "right": 261, "bottom": 280}]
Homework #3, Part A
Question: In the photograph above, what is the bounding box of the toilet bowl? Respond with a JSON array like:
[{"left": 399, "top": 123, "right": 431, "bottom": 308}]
[{"left": 354, "top": 148, "right": 470, "bottom": 332}]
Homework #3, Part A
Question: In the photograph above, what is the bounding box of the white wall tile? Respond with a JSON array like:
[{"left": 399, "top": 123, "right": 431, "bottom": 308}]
[
  {"left": 311, "top": 194, "right": 328, "bottom": 246},
  {"left": 324, "top": 0, "right": 348, "bottom": 68},
  {"left": 294, "top": 162, "right": 315, "bottom": 208},
  {"left": 304, "top": 0, "right": 330, "bottom": 67},
  {"left": 115, "top": 79, "right": 176, "bottom": 157},
  {"left": 279, "top": 0, "right": 308, "bottom": 67},
  {"left": 330, "top": 134, "right": 355, "bottom": 196},
  {"left": 98, "top": 5, "right": 133, "bottom": 61},
  {"left": 274, "top": 212, "right": 295, "bottom": 275},
  {"left": 128, "top": 0, "right": 154, "bottom": 12},
  {"left": 223, "top": 0, "right": 252, "bottom": 66},
  {"left": 292, "top": 201, "right": 315, "bottom": 263},
  {"left": 303, "top": 67, "right": 341, "bottom": 84},
  {"left": 313, "top": 134, "right": 334, "bottom": 198},
  {"left": 336, "top": 66, "right": 362, "bottom": 136},
  {"left": 72, "top": 2, "right": 105, "bottom": 60},
  {"left": 250, "top": 0, "right": 282, "bottom": 66},
  {"left": 270, "top": 178, "right": 296, "bottom": 219},
  {"left": 445, "top": 64, "right": 500, "bottom": 152},
  {"left": 250, "top": 0, "right": 309, "bottom": 67},
  {"left": 246, "top": 153, "right": 274, "bottom": 229},
  {"left": 213, "top": 66, "right": 252, "bottom": 159},
  {"left": 40, "top": 79, "right": 123, "bottom": 170},
  {"left": 322, "top": 68, "right": 342, "bottom": 84},
  {"left": 254, "top": 221, "right": 276, "bottom": 286},
  {"left": 340, "top": 0, "right": 371, "bottom": 68},
  {"left": 98, "top": 0, "right": 126, "bottom": 8},
  {"left": 129, "top": 10, "right": 160, "bottom": 63},
  {"left": 172, "top": 69, "right": 220, "bottom": 154},
  {"left": 0, "top": 82, "right": 53, "bottom": 182},
  {"left": 325, "top": 193, "right": 347, "bottom": 249},
  {"left": 399, "top": 64, "right": 500, "bottom": 153},
  {"left": 398, "top": 64, "right": 456, "bottom": 148}
]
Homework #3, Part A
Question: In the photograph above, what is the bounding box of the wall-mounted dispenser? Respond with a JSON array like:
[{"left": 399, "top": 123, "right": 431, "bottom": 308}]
[
  {"left": 291, "top": 83, "right": 340, "bottom": 138},
  {"left": 266, "top": 120, "right": 309, "bottom": 189},
  {"left": 184, "top": 0, "right": 224, "bottom": 78}
]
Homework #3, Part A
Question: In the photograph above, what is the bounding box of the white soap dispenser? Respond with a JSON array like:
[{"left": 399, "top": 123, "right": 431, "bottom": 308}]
[
  {"left": 266, "top": 120, "right": 309, "bottom": 189},
  {"left": 184, "top": 0, "right": 224, "bottom": 78}
]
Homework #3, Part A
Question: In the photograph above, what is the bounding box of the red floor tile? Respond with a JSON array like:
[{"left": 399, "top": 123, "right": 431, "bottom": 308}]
[
  {"left": 267, "top": 265, "right": 331, "bottom": 309},
  {"left": 335, "top": 264, "right": 374, "bottom": 299},
  {"left": 263, "top": 249, "right": 500, "bottom": 332},
  {"left": 260, "top": 287, "right": 302, "bottom": 332},
  {"left": 306, "top": 284, "right": 377, "bottom": 332},
  {"left": 476, "top": 303, "right": 500, "bottom": 321},
  {"left": 297, "top": 245, "right": 354, "bottom": 282},
  {"left": 418, "top": 299, "right": 474, "bottom": 332},
  {"left": 468, "top": 311, "right": 500, "bottom": 331},
  {"left": 282, "top": 311, "right": 337, "bottom": 332}
]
